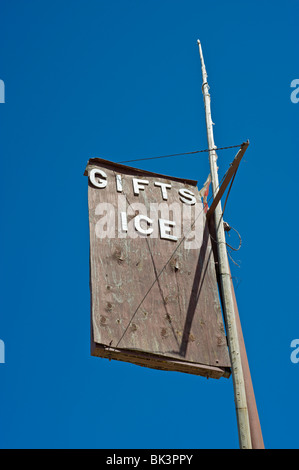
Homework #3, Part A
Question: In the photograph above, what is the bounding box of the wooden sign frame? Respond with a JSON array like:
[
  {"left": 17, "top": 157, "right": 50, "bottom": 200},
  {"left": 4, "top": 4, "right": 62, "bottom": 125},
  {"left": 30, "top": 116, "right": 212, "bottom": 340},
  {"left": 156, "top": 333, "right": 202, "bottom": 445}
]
[{"left": 84, "top": 158, "right": 231, "bottom": 379}]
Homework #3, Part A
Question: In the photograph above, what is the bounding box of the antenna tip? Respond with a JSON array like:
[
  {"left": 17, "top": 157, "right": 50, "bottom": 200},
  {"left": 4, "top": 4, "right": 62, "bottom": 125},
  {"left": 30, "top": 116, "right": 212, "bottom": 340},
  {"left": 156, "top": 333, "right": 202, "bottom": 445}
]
[{"left": 197, "top": 39, "right": 201, "bottom": 44}]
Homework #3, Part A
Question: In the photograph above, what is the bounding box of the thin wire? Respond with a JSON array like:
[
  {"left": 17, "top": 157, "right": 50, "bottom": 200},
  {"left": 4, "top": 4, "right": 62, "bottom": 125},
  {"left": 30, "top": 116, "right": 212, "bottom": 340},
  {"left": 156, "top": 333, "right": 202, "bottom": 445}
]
[
  {"left": 226, "top": 226, "right": 242, "bottom": 252},
  {"left": 111, "top": 169, "right": 184, "bottom": 348},
  {"left": 114, "top": 172, "right": 227, "bottom": 348},
  {"left": 227, "top": 250, "right": 241, "bottom": 268},
  {"left": 204, "top": 163, "right": 243, "bottom": 255},
  {"left": 116, "top": 144, "right": 243, "bottom": 164},
  {"left": 105, "top": 152, "right": 243, "bottom": 347}
]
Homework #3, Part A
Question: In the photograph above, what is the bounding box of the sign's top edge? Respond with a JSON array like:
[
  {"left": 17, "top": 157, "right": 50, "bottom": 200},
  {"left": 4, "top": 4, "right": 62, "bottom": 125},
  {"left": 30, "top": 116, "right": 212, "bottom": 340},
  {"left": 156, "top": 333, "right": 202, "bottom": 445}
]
[{"left": 84, "top": 157, "right": 198, "bottom": 187}]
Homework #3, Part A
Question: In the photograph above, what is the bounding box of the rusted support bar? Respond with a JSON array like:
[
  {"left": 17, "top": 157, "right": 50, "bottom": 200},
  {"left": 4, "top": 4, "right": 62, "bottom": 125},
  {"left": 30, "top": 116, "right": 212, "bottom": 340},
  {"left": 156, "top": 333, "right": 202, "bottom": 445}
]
[
  {"left": 206, "top": 141, "right": 249, "bottom": 221},
  {"left": 229, "top": 268, "right": 265, "bottom": 449},
  {"left": 209, "top": 217, "right": 264, "bottom": 449},
  {"left": 198, "top": 38, "right": 252, "bottom": 448}
]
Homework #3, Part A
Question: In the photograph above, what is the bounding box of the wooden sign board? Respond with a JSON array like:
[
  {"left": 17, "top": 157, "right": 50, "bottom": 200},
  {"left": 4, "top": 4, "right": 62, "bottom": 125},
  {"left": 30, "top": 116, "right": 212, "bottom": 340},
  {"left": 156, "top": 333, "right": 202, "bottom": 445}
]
[{"left": 84, "top": 158, "right": 231, "bottom": 379}]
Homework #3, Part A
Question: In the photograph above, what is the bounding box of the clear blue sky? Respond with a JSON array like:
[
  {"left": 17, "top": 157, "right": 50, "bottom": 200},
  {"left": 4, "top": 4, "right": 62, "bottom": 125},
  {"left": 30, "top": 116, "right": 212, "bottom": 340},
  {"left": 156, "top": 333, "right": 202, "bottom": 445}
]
[{"left": 0, "top": 0, "right": 298, "bottom": 449}]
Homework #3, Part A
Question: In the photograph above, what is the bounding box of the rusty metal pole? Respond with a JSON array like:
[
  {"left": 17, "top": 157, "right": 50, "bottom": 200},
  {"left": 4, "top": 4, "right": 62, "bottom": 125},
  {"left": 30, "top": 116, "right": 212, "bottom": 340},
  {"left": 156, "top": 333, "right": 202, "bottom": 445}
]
[
  {"left": 197, "top": 39, "right": 252, "bottom": 449},
  {"left": 229, "top": 268, "right": 265, "bottom": 448}
]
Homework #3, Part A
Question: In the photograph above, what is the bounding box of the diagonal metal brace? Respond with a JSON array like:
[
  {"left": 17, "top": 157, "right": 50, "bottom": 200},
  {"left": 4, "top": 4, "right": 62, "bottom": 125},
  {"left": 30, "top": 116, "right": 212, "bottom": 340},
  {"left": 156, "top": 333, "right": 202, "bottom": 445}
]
[{"left": 206, "top": 140, "right": 249, "bottom": 220}]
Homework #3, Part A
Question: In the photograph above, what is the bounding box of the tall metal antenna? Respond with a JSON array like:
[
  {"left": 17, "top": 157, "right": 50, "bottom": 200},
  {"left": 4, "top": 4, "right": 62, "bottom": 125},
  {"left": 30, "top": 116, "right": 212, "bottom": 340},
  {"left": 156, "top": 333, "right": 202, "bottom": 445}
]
[{"left": 197, "top": 39, "right": 252, "bottom": 449}]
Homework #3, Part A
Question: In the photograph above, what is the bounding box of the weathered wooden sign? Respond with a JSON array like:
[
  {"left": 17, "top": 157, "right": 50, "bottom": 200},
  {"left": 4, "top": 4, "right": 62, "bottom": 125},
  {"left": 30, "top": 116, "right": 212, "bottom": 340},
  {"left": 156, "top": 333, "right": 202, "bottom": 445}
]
[{"left": 84, "top": 158, "right": 231, "bottom": 379}]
